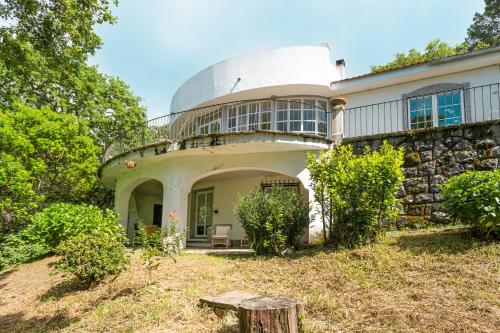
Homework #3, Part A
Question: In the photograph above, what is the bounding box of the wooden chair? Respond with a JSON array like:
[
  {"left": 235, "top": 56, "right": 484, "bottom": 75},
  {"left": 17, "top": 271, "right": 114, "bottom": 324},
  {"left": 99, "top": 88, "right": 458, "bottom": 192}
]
[{"left": 210, "top": 224, "right": 232, "bottom": 248}]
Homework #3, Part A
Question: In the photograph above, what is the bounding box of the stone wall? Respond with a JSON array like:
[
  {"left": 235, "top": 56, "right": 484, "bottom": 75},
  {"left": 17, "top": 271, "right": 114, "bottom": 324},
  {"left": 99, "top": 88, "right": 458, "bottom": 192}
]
[{"left": 343, "top": 120, "right": 500, "bottom": 227}]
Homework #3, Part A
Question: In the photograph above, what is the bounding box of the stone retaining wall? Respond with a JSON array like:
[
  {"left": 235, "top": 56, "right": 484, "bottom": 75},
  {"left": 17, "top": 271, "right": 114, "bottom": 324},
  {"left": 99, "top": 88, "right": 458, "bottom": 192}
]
[{"left": 343, "top": 120, "right": 500, "bottom": 227}]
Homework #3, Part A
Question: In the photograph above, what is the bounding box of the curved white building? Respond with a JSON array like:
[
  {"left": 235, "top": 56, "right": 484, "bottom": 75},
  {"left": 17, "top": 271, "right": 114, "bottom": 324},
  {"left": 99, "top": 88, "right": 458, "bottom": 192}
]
[{"left": 100, "top": 44, "right": 500, "bottom": 247}]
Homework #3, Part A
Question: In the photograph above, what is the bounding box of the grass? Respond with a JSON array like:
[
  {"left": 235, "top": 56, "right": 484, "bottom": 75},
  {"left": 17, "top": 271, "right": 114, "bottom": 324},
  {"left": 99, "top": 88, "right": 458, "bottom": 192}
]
[{"left": 0, "top": 227, "right": 498, "bottom": 332}]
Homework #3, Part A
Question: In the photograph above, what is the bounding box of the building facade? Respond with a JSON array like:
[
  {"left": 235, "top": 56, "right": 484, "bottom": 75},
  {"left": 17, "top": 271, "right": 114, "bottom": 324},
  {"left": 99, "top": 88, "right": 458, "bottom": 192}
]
[{"left": 100, "top": 44, "right": 500, "bottom": 247}]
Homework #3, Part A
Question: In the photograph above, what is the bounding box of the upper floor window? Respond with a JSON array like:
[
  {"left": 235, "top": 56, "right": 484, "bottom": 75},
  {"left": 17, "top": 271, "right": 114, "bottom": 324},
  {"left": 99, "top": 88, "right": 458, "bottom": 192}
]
[
  {"left": 199, "top": 109, "right": 221, "bottom": 135},
  {"left": 275, "top": 98, "right": 328, "bottom": 135},
  {"left": 408, "top": 90, "right": 463, "bottom": 130},
  {"left": 437, "top": 90, "right": 462, "bottom": 126}
]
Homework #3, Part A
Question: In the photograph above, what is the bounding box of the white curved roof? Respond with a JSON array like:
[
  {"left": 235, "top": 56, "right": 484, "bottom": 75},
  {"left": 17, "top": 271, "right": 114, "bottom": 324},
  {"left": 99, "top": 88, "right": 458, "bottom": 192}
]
[{"left": 170, "top": 44, "right": 341, "bottom": 113}]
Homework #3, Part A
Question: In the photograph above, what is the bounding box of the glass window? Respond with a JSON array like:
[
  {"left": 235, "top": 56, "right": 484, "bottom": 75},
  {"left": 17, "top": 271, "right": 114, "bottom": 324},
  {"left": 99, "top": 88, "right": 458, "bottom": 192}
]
[
  {"left": 248, "top": 102, "right": 259, "bottom": 130},
  {"left": 260, "top": 101, "right": 271, "bottom": 130},
  {"left": 317, "top": 100, "right": 327, "bottom": 135},
  {"left": 303, "top": 99, "right": 316, "bottom": 133},
  {"left": 437, "top": 90, "right": 462, "bottom": 127},
  {"left": 198, "top": 109, "right": 221, "bottom": 135},
  {"left": 227, "top": 106, "right": 237, "bottom": 131},
  {"left": 409, "top": 95, "right": 432, "bottom": 129},
  {"left": 289, "top": 99, "right": 301, "bottom": 131},
  {"left": 237, "top": 105, "right": 248, "bottom": 131},
  {"left": 277, "top": 100, "right": 288, "bottom": 131}
]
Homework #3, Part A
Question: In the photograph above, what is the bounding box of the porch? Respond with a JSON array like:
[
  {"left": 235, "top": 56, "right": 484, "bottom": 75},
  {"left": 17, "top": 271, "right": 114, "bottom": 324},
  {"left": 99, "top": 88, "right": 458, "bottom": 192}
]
[{"left": 124, "top": 168, "right": 310, "bottom": 248}]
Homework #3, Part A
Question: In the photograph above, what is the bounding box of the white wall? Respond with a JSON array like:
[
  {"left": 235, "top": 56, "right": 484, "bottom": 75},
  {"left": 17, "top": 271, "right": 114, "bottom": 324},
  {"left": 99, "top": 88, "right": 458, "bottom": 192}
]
[
  {"left": 170, "top": 45, "right": 340, "bottom": 113},
  {"left": 190, "top": 174, "right": 307, "bottom": 241},
  {"left": 341, "top": 65, "right": 500, "bottom": 137},
  {"left": 112, "top": 149, "right": 321, "bottom": 246}
]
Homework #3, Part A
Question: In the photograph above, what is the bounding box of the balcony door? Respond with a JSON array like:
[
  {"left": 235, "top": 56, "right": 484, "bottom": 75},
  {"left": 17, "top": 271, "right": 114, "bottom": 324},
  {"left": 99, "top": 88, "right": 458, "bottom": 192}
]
[{"left": 194, "top": 189, "right": 214, "bottom": 237}]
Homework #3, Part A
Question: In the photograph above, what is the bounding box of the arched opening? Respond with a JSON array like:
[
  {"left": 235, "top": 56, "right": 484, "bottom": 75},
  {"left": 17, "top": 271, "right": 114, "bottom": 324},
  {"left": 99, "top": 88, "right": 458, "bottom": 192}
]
[
  {"left": 127, "top": 179, "right": 164, "bottom": 242},
  {"left": 186, "top": 169, "right": 309, "bottom": 248}
]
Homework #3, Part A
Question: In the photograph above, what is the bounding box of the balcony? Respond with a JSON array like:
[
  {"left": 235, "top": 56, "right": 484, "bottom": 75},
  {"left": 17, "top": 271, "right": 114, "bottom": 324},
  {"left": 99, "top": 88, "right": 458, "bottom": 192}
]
[
  {"left": 103, "top": 83, "right": 500, "bottom": 162},
  {"left": 104, "top": 97, "right": 330, "bottom": 161},
  {"left": 343, "top": 82, "right": 500, "bottom": 138}
]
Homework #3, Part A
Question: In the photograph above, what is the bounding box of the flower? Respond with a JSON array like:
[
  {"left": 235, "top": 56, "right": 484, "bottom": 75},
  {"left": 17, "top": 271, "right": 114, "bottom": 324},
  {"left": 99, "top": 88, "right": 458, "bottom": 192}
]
[{"left": 168, "top": 212, "right": 175, "bottom": 220}]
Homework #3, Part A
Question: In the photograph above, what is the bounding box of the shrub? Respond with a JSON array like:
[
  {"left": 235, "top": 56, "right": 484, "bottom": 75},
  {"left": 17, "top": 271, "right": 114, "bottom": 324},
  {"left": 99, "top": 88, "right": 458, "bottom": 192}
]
[
  {"left": 55, "top": 230, "right": 129, "bottom": 285},
  {"left": 0, "top": 233, "right": 50, "bottom": 271},
  {"left": 26, "top": 203, "right": 125, "bottom": 249},
  {"left": 307, "top": 141, "right": 404, "bottom": 248},
  {"left": 234, "top": 185, "right": 310, "bottom": 255},
  {"left": 441, "top": 170, "right": 499, "bottom": 239},
  {"left": 138, "top": 213, "right": 185, "bottom": 282}
]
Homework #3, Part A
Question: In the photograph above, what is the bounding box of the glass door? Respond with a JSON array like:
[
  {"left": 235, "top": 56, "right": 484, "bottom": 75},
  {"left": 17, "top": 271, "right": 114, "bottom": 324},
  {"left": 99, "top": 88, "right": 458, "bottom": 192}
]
[{"left": 195, "top": 189, "right": 213, "bottom": 237}]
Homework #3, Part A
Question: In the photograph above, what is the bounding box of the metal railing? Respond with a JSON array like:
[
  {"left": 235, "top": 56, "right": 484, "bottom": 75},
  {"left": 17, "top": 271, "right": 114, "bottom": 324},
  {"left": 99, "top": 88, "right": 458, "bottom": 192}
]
[
  {"left": 104, "top": 98, "right": 329, "bottom": 161},
  {"left": 343, "top": 82, "right": 500, "bottom": 138},
  {"left": 103, "top": 83, "right": 500, "bottom": 162}
]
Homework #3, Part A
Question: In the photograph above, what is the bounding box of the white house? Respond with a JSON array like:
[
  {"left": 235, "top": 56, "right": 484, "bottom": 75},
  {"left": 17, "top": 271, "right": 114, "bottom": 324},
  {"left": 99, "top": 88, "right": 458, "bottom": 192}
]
[{"left": 99, "top": 44, "right": 500, "bottom": 247}]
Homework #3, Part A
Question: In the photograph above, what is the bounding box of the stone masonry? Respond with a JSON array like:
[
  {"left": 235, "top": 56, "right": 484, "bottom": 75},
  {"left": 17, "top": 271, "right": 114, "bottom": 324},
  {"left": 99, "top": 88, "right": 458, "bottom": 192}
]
[{"left": 343, "top": 120, "right": 500, "bottom": 227}]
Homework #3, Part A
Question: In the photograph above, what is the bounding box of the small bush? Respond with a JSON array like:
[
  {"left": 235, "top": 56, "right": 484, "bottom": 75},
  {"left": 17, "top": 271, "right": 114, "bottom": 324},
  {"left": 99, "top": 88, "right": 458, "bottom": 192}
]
[
  {"left": 234, "top": 185, "right": 310, "bottom": 255},
  {"left": 0, "top": 233, "right": 50, "bottom": 271},
  {"left": 138, "top": 213, "right": 185, "bottom": 282},
  {"left": 441, "top": 170, "right": 499, "bottom": 239},
  {"left": 307, "top": 141, "right": 404, "bottom": 248},
  {"left": 55, "top": 230, "right": 129, "bottom": 285},
  {"left": 26, "top": 203, "right": 125, "bottom": 248}
]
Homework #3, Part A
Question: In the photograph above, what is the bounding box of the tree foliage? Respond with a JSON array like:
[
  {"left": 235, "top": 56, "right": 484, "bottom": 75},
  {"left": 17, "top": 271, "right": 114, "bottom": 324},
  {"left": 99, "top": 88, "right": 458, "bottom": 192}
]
[
  {"left": 0, "top": 104, "right": 99, "bottom": 234},
  {"left": 466, "top": 0, "right": 500, "bottom": 49},
  {"left": 234, "top": 186, "right": 310, "bottom": 255},
  {"left": 0, "top": 0, "right": 147, "bottom": 151},
  {"left": 307, "top": 142, "right": 404, "bottom": 248},
  {"left": 25, "top": 203, "right": 125, "bottom": 249},
  {"left": 370, "top": 1, "right": 498, "bottom": 73},
  {"left": 441, "top": 170, "right": 499, "bottom": 239}
]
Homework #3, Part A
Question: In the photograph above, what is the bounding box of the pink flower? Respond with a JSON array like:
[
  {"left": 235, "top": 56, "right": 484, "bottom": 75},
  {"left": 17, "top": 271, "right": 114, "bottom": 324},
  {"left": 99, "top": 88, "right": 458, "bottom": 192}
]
[{"left": 168, "top": 212, "right": 175, "bottom": 220}]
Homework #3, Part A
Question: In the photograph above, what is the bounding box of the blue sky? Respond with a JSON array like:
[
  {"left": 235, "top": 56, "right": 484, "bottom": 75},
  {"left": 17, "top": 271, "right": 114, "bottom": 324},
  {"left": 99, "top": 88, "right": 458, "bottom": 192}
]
[{"left": 90, "top": 0, "right": 485, "bottom": 119}]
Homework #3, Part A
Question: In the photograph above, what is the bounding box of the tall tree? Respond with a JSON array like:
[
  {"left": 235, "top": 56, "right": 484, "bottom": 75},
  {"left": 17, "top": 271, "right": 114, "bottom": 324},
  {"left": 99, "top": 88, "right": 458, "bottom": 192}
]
[
  {"left": 0, "top": 0, "right": 146, "bottom": 152},
  {"left": 0, "top": 103, "right": 100, "bottom": 234},
  {"left": 466, "top": 0, "right": 500, "bottom": 49},
  {"left": 370, "top": 0, "right": 498, "bottom": 73}
]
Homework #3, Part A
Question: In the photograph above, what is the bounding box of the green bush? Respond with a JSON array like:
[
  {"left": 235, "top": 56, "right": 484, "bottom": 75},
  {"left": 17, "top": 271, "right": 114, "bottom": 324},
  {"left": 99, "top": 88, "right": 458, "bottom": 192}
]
[
  {"left": 441, "top": 170, "right": 499, "bottom": 239},
  {"left": 0, "top": 233, "right": 50, "bottom": 271},
  {"left": 307, "top": 141, "right": 404, "bottom": 248},
  {"left": 26, "top": 203, "right": 125, "bottom": 249},
  {"left": 55, "top": 230, "right": 129, "bottom": 285},
  {"left": 234, "top": 185, "right": 310, "bottom": 255}
]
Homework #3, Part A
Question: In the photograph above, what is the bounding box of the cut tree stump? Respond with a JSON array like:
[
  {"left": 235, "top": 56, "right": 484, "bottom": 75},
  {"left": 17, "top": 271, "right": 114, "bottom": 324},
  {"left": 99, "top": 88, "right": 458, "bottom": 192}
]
[
  {"left": 199, "top": 291, "right": 260, "bottom": 318},
  {"left": 238, "top": 296, "right": 302, "bottom": 333}
]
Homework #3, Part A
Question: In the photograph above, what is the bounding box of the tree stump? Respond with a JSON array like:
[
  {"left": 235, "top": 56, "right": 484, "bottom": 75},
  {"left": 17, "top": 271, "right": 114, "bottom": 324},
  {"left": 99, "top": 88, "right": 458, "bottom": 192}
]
[{"left": 238, "top": 296, "right": 302, "bottom": 333}]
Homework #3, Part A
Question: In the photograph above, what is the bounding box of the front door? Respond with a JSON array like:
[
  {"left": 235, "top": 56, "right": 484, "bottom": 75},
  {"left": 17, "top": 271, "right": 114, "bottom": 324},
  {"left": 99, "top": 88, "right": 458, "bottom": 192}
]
[{"left": 195, "top": 189, "right": 213, "bottom": 237}]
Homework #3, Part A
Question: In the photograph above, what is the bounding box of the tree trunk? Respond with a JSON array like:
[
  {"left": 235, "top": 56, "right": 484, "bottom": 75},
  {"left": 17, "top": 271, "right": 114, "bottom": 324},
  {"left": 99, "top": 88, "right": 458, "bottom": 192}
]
[{"left": 238, "top": 296, "right": 302, "bottom": 333}]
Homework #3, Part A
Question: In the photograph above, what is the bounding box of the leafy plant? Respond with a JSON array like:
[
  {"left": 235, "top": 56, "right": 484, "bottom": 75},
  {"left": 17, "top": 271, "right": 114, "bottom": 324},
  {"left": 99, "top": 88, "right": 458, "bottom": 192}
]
[
  {"left": 234, "top": 185, "right": 310, "bottom": 255},
  {"left": 0, "top": 233, "right": 50, "bottom": 271},
  {"left": 25, "top": 203, "right": 125, "bottom": 249},
  {"left": 138, "top": 212, "right": 185, "bottom": 283},
  {"left": 55, "top": 230, "right": 129, "bottom": 285},
  {"left": 0, "top": 105, "right": 99, "bottom": 235},
  {"left": 441, "top": 170, "right": 499, "bottom": 239},
  {"left": 307, "top": 141, "right": 404, "bottom": 248}
]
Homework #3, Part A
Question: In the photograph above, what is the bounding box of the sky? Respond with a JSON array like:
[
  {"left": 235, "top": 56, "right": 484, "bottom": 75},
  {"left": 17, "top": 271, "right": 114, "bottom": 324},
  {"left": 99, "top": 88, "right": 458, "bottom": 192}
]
[{"left": 89, "top": 0, "right": 485, "bottom": 119}]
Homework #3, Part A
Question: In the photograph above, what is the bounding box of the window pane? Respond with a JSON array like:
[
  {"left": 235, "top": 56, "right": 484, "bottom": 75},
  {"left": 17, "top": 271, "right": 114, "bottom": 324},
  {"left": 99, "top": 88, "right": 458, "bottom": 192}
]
[{"left": 437, "top": 90, "right": 462, "bottom": 127}]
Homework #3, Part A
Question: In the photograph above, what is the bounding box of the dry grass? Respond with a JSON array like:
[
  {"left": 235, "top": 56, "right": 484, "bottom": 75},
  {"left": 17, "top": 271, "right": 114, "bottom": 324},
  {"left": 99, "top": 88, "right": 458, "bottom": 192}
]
[{"left": 0, "top": 227, "right": 498, "bottom": 333}]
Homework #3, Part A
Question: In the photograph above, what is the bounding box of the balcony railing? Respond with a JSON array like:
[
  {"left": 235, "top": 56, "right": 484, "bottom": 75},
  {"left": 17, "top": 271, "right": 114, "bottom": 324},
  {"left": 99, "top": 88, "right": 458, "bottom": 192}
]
[
  {"left": 104, "top": 97, "right": 329, "bottom": 160},
  {"left": 103, "top": 83, "right": 500, "bottom": 162},
  {"left": 343, "top": 82, "right": 500, "bottom": 138}
]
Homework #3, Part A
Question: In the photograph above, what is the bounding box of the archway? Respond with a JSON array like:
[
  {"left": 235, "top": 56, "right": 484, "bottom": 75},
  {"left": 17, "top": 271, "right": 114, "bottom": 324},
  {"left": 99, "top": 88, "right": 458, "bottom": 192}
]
[
  {"left": 186, "top": 168, "right": 309, "bottom": 248},
  {"left": 126, "top": 179, "right": 164, "bottom": 241}
]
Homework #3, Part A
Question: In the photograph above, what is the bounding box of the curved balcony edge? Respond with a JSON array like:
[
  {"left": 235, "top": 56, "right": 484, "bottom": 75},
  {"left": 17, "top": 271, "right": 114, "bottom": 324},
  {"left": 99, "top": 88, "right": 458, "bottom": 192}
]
[{"left": 104, "top": 97, "right": 332, "bottom": 162}]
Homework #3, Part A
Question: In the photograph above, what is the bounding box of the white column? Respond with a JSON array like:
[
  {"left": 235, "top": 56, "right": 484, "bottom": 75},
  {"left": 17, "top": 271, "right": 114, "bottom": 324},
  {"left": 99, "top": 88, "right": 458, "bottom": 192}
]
[
  {"left": 162, "top": 177, "right": 190, "bottom": 247},
  {"left": 296, "top": 168, "right": 321, "bottom": 243}
]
